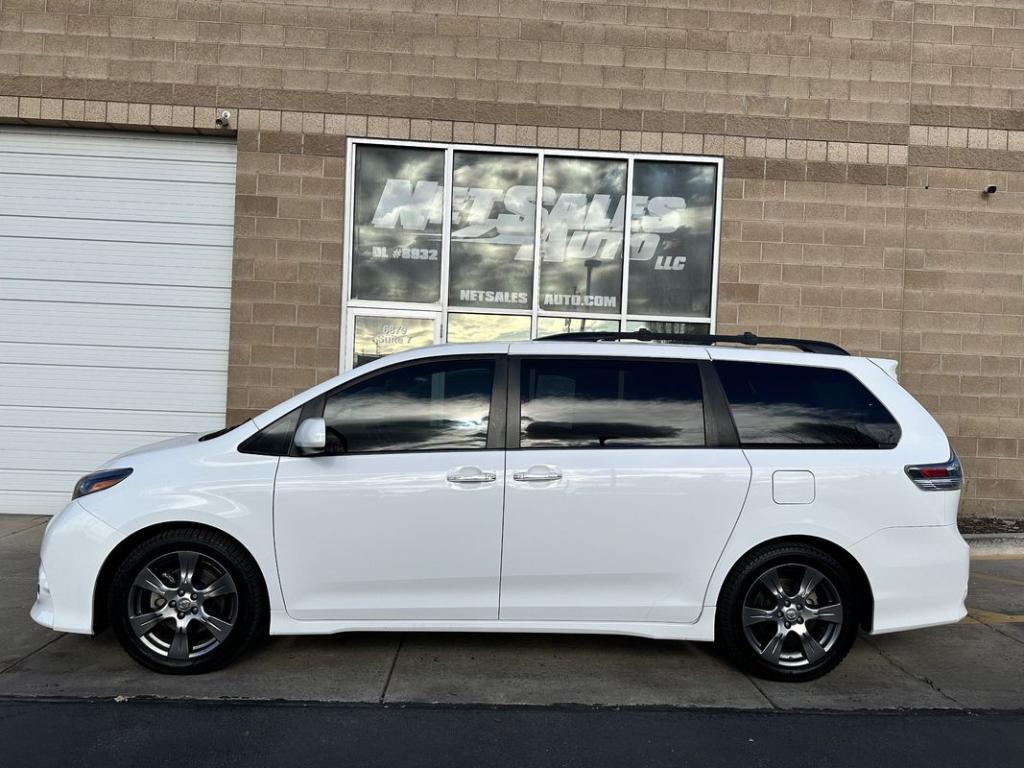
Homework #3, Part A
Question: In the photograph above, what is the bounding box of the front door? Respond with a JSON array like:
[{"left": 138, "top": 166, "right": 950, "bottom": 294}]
[
  {"left": 499, "top": 351, "right": 751, "bottom": 624},
  {"left": 274, "top": 355, "right": 506, "bottom": 621}
]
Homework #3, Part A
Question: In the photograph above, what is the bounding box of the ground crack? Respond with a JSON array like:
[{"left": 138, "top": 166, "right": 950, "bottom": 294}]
[
  {"left": 0, "top": 519, "right": 46, "bottom": 541},
  {"left": 0, "top": 634, "right": 65, "bottom": 675},
  {"left": 379, "top": 634, "right": 404, "bottom": 704},
  {"left": 864, "top": 636, "right": 962, "bottom": 707},
  {"left": 743, "top": 673, "right": 780, "bottom": 709},
  {"left": 968, "top": 613, "right": 1024, "bottom": 647}
]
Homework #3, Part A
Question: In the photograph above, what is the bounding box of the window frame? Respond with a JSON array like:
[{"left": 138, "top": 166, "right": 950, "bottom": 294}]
[
  {"left": 341, "top": 138, "right": 725, "bottom": 371},
  {"left": 506, "top": 354, "right": 739, "bottom": 451},
  {"left": 291, "top": 354, "right": 508, "bottom": 457},
  {"left": 712, "top": 360, "right": 903, "bottom": 450}
]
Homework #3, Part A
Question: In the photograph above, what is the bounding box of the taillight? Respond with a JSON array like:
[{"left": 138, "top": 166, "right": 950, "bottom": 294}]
[{"left": 905, "top": 452, "right": 962, "bottom": 491}]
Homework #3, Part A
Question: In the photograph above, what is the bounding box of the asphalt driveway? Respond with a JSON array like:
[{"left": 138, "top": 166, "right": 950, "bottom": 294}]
[{"left": 2, "top": 514, "right": 1022, "bottom": 710}]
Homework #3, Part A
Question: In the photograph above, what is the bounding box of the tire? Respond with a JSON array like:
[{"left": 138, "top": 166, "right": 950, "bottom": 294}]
[
  {"left": 108, "top": 527, "right": 266, "bottom": 674},
  {"left": 715, "top": 543, "right": 859, "bottom": 682}
]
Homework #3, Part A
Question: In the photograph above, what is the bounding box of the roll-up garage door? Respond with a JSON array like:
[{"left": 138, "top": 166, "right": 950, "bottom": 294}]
[{"left": 0, "top": 127, "right": 237, "bottom": 515}]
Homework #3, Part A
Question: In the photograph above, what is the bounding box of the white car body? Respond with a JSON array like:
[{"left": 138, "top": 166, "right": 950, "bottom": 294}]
[{"left": 32, "top": 340, "right": 969, "bottom": 645}]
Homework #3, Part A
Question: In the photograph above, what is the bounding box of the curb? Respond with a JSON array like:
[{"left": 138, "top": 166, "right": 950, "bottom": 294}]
[{"left": 965, "top": 533, "right": 1024, "bottom": 557}]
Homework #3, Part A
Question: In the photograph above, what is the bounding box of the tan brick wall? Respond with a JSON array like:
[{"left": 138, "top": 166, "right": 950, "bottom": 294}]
[{"left": 1, "top": 0, "right": 1022, "bottom": 518}]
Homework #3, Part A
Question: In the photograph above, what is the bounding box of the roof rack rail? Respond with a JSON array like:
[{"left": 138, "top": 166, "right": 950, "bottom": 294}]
[{"left": 536, "top": 329, "right": 849, "bottom": 356}]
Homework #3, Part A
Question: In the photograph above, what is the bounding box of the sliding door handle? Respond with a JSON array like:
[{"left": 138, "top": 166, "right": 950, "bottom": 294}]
[
  {"left": 512, "top": 465, "right": 562, "bottom": 482},
  {"left": 447, "top": 466, "right": 497, "bottom": 484}
]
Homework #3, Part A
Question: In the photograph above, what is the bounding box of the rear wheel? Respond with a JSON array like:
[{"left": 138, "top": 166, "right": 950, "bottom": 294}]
[
  {"left": 108, "top": 527, "right": 265, "bottom": 674},
  {"left": 716, "top": 543, "right": 858, "bottom": 682}
]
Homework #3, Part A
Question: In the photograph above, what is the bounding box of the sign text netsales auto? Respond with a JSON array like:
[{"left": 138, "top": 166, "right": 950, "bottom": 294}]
[{"left": 370, "top": 180, "right": 694, "bottom": 272}]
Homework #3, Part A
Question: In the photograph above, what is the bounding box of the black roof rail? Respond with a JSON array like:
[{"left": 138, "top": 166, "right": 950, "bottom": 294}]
[{"left": 536, "top": 329, "right": 849, "bottom": 356}]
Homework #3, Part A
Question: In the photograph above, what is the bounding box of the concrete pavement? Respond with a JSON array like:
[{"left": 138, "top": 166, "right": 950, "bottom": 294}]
[{"left": 2, "top": 515, "right": 1023, "bottom": 710}]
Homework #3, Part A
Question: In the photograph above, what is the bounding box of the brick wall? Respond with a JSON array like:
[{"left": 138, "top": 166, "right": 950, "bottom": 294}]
[{"left": 1, "top": 0, "right": 1022, "bottom": 518}]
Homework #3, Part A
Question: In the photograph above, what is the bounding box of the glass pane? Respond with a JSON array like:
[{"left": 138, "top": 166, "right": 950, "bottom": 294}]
[
  {"left": 324, "top": 359, "right": 494, "bottom": 454},
  {"left": 447, "top": 313, "right": 532, "bottom": 343},
  {"left": 536, "top": 317, "right": 619, "bottom": 337},
  {"left": 350, "top": 145, "right": 444, "bottom": 303},
  {"left": 520, "top": 358, "right": 705, "bottom": 449},
  {"left": 625, "top": 320, "right": 710, "bottom": 336},
  {"left": 449, "top": 151, "right": 537, "bottom": 310},
  {"left": 716, "top": 361, "right": 901, "bottom": 449},
  {"left": 627, "top": 161, "right": 718, "bottom": 317},
  {"left": 239, "top": 407, "right": 300, "bottom": 456},
  {"left": 539, "top": 156, "right": 626, "bottom": 315},
  {"left": 352, "top": 315, "right": 435, "bottom": 368}
]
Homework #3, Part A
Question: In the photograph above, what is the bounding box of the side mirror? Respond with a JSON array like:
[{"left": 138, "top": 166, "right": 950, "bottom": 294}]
[{"left": 293, "top": 417, "right": 326, "bottom": 454}]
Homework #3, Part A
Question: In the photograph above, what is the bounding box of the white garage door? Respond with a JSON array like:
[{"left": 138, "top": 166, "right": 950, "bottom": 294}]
[{"left": 0, "top": 127, "right": 237, "bottom": 515}]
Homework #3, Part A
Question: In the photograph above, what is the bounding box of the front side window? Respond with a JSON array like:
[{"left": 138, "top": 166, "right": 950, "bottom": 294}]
[
  {"left": 323, "top": 359, "right": 495, "bottom": 454},
  {"left": 715, "top": 361, "right": 901, "bottom": 448},
  {"left": 519, "top": 358, "right": 705, "bottom": 449}
]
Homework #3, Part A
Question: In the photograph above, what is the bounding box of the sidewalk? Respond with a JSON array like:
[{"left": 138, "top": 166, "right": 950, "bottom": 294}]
[{"left": 2, "top": 515, "right": 1023, "bottom": 710}]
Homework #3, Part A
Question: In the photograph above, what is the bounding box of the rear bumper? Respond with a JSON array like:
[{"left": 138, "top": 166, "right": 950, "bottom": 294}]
[
  {"left": 852, "top": 524, "right": 969, "bottom": 635},
  {"left": 30, "top": 501, "right": 123, "bottom": 635}
]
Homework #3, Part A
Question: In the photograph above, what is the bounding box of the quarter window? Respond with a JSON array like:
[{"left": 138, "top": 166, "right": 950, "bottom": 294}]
[
  {"left": 323, "top": 359, "right": 495, "bottom": 454},
  {"left": 715, "top": 361, "right": 900, "bottom": 449},
  {"left": 238, "top": 407, "right": 301, "bottom": 456},
  {"left": 519, "top": 358, "right": 705, "bottom": 449}
]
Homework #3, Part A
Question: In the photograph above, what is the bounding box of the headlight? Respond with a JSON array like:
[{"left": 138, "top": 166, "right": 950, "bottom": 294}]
[{"left": 73, "top": 468, "right": 133, "bottom": 499}]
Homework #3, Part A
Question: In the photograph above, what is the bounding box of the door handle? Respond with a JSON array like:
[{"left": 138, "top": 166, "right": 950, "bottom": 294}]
[
  {"left": 447, "top": 466, "right": 497, "bottom": 484},
  {"left": 512, "top": 465, "right": 562, "bottom": 482}
]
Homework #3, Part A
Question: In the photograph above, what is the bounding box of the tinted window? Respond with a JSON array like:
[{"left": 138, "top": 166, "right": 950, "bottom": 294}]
[
  {"left": 715, "top": 361, "right": 900, "bottom": 448},
  {"left": 520, "top": 358, "right": 704, "bottom": 449},
  {"left": 238, "top": 407, "right": 300, "bottom": 455},
  {"left": 350, "top": 145, "right": 444, "bottom": 303},
  {"left": 539, "top": 156, "right": 626, "bottom": 315},
  {"left": 323, "top": 359, "right": 495, "bottom": 454}
]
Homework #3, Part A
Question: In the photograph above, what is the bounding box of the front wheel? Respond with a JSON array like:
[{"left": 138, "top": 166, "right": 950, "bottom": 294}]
[
  {"left": 108, "top": 527, "right": 266, "bottom": 674},
  {"left": 716, "top": 543, "right": 859, "bottom": 682}
]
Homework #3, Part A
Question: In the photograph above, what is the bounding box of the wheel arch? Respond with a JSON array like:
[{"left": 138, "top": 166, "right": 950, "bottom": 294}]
[
  {"left": 711, "top": 535, "right": 875, "bottom": 632},
  {"left": 92, "top": 521, "right": 271, "bottom": 634}
]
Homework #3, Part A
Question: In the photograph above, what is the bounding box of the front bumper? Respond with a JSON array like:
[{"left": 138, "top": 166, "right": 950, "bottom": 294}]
[
  {"left": 851, "top": 523, "right": 970, "bottom": 635},
  {"left": 30, "top": 501, "right": 123, "bottom": 634}
]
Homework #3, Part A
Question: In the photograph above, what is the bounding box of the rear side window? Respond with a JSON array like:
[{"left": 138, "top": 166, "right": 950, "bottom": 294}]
[
  {"left": 715, "top": 361, "right": 900, "bottom": 449},
  {"left": 519, "top": 358, "right": 705, "bottom": 449}
]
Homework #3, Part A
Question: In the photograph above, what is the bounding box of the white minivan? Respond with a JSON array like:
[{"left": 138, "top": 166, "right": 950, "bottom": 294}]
[{"left": 32, "top": 331, "right": 969, "bottom": 681}]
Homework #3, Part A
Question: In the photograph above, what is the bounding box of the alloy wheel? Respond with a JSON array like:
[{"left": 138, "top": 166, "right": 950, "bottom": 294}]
[
  {"left": 127, "top": 550, "right": 238, "bottom": 661},
  {"left": 741, "top": 563, "right": 844, "bottom": 669}
]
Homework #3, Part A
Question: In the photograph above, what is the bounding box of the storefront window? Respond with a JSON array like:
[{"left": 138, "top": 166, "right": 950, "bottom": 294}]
[
  {"left": 344, "top": 141, "right": 722, "bottom": 370},
  {"left": 447, "top": 313, "right": 532, "bottom": 343},
  {"left": 536, "top": 317, "right": 619, "bottom": 336},
  {"left": 539, "top": 156, "right": 626, "bottom": 316},
  {"left": 627, "top": 161, "right": 718, "bottom": 317},
  {"left": 448, "top": 151, "right": 536, "bottom": 311},
  {"left": 625, "top": 320, "right": 710, "bottom": 336},
  {"left": 350, "top": 145, "right": 444, "bottom": 304},
  {"left": 352, "top": 315, "right": 436, "bottom": 368}
]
